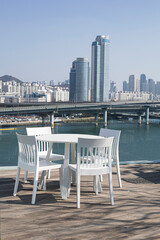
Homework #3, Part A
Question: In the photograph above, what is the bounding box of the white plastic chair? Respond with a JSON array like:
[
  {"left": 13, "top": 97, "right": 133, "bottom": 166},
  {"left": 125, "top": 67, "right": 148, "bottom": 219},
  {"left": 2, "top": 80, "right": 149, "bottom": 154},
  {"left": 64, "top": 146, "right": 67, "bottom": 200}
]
[
  {"left": 13, "top": 133, "right": 62, "bottom": 204},
  {"left": 25, "top": 127, "right": 64, "bottom": 181},
  {"left": 99, "top": 128, "right": 122, "bottom": 188},
  {"left": 68, "top": 137, "right": 114, "bottom": 208}
]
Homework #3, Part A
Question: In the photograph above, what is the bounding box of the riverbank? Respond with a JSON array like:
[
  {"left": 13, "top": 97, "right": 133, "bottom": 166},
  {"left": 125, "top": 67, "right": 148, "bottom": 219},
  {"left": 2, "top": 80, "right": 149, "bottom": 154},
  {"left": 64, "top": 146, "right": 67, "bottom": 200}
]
[
  {"left": 63, "top": 116, "right": 96, "bottom": 123},
  {"left": 0, "top": 116, "right": 98, "bottom": 128}
]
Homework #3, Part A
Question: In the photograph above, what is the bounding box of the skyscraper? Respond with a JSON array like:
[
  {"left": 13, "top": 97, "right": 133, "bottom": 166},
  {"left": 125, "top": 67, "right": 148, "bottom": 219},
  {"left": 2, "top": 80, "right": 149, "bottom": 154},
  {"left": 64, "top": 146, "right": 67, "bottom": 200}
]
[
  {"left": 123, "top": 75, "right": 139, "bottom": 92},
  {"left": 91, "top": 35, "right": 110, "bottom": 102},
  {"left": 148, "top": 78, "right": 155, "bottom": 95},
  {"left": 110, "top": 81, "right": 117, "bottom": 92},
  {"left": 140, "top": 74, "right": 147, "bottom": 92},
  {"left": 129, "top": 75, "right": 137, "bottom": 92},
  {"left": 69, "top": 58, "right": 89, "bottom": 102},
  {"left": 50, "top": 80, "right": 55, "bottom": 86},
  {"left": 123, "top": 80, "right": 128, "bottom": 92}
]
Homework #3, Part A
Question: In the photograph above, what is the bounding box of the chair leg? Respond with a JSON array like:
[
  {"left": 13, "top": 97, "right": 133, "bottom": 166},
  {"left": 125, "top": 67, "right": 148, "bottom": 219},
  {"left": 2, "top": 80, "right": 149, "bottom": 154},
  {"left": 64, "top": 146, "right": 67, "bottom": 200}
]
[
  {"left": 93, "top": 176, "right": 102, "bottom": 193},
  {"left": 98, "top": 176, "right": 103, "bottom": 193},
  {"left": 59, "top": 166, "right": 63, "bottom": 195},
  {"left": 67, "top": 168, "right": 71, "bottom": 197},
  {"left": 108, "top": 171, "right": 114, "bottom": 205},
  {"left": 72, "top": 172, "right": 76, "bottom": 185},
  {"left": 99, "top": 174, "right": 103, "bottom": 182},
  {"left": 71, "top": 143, "right": 76, "bottom": 184},
  {"left": 77, "top": 172, "right": 80, "bottom": 208},
  {"left": 93, "top": 176, "right": 96, "bottom": 192},
  {"left": 116, "top": 156, "right": 122, "bottom": 188},
  {"left": 43, "top": 171, "right": 47, "bottom": 191},
  {"left": 13, "top": 167, "right": 21, "bottom": 196},
  {"left": 32, "top": 171, "right": 39, "bottom": 204},
  {"left": 38, "top": 171, "right": 44, "bottom": 190},
  {"left": 95, "top": 175, "right": 99, "bottom": 195},
  {"left": 47, "top": 170, "right": 50, "bottom": 179},
  {"left": 24, "top": 170, "right": 28, "bottom": 183}
]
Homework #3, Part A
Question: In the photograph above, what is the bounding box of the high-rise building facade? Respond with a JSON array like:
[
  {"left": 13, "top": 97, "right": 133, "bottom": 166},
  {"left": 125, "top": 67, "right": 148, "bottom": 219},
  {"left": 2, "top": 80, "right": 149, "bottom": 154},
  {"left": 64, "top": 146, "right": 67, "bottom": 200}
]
[
  {"left": 155, "top": 82, "right": 160, "bottom": 95},
  {"left": 91, "top": 35, "right": 110, "bottom": 102},
  {"left": 110, "top": 81, "right": 117, "bottom": 92},
  {"left": 123, "top": 81, "right": 128, "bottom": 92},
  {"left": 69, "top": 66, "right": 76, "bottom": 102},
  {"left": 140, "top": 74, "right": 147, "bottom": 92},
  {"left": 69, "top": 58, "right": 89, "bottom": 102},
  {"left": 129, "top": 75, "right": 137, "bottom": 92},
  {"left": 148, "top": 78, "right": 155, "bottom": 95},
  {"left": 50, "top": 80, "right": 55, "bottom": 86}
]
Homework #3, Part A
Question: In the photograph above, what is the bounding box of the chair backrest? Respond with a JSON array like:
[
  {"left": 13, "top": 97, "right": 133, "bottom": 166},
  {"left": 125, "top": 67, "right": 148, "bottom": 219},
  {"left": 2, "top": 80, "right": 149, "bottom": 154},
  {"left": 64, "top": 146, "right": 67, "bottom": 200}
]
[
  {"left": 26, "top": 127, "right": 52, "bottom": 136},
  {"left": 99, "top": 128, "right": 121, "bottom": 160},
  {"left": 77, "top": 137, "right": 113, "bottom": 169},
  {"left": 26, "top": 127, "right": 52, "bottom": 153},
  {"left": 16, "top": 133, "right": 38, "bottom": 170}
]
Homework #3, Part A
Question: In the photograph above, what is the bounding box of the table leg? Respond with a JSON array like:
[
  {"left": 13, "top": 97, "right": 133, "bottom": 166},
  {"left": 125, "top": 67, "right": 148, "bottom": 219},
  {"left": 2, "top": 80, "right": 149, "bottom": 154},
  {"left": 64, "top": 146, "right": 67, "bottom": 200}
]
[{"left": 61, "top": 142, "right": 70, "bottom": 199}]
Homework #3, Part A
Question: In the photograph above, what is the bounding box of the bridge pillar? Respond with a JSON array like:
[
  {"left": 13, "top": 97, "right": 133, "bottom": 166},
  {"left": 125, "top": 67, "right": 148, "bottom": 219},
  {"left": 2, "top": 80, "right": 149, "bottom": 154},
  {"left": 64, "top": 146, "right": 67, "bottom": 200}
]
[
  {"left": 50, "top": 113, "right": 54, "bottom": 129},
  {"left": 138, "top": 115, "right": 142, "bottom": 124},
  {"left": 104, "top": 110, "right": 107, "bottom": 127},
  {"left": 95, "top": 114, "right": 99, "bottom": 126},
  {"left": 146, "top": 107, "right": 149, "bottom": 125},
  {"left": 42, "top": 115, "right": 46, "bottom": 126}
]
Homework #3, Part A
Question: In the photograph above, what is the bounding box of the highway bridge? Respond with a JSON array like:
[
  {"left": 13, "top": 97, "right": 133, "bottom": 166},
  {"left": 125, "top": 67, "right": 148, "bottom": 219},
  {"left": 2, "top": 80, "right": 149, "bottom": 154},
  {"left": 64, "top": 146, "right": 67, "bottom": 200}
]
[{"left": 0, "top": 100, "right": 160, "bottom": 127}]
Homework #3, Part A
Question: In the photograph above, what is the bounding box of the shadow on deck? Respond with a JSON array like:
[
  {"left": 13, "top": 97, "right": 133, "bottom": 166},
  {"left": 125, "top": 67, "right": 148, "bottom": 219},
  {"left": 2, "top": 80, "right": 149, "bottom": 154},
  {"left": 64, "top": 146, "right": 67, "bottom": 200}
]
[{"left": 0, "top": 163, "right": 160, "bottom": 240}]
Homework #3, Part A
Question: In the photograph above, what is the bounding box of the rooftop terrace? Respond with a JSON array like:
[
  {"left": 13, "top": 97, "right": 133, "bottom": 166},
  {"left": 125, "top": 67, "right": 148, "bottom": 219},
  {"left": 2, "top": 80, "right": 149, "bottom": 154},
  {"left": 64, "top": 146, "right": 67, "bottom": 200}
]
[{"left": 0, "top": 163, "right": 160, "bottom": 240}]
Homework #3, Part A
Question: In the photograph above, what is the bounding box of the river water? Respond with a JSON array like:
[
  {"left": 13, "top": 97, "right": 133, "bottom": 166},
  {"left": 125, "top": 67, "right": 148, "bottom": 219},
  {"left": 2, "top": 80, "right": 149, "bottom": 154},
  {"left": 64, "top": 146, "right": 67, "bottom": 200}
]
[{"left": 0, "top": 119, "right": 160, "bottom": 167}]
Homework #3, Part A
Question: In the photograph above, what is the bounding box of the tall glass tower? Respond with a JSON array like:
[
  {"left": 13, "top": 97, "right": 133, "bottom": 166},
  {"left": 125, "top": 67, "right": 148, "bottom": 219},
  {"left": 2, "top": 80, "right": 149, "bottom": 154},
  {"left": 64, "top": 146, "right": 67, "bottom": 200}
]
[
  {"left": 69, "top": 58, "right": 89, "bottom": 102},
  {"left": 140, "top": 74, "right": 147, "bottom": 92},
  {"left": 129, "top": 75, "right": 137, "bottom": 92},
  {"left": 91, "top": 35, "right": 110, "bottom": 102}
]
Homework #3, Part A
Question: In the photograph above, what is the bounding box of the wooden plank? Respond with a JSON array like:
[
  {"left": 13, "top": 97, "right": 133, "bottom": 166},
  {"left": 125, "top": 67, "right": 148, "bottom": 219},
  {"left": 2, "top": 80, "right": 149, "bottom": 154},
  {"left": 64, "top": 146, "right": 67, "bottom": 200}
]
[{"left": 0, "top": 164, "right": 160, "bottom": 240}]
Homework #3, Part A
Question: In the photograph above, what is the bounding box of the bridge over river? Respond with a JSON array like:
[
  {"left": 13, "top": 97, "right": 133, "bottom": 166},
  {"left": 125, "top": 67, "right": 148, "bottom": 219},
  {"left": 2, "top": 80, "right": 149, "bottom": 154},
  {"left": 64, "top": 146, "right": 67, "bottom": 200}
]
[{"left": 0, "top": 100, "right": 160, "bottom": 127}]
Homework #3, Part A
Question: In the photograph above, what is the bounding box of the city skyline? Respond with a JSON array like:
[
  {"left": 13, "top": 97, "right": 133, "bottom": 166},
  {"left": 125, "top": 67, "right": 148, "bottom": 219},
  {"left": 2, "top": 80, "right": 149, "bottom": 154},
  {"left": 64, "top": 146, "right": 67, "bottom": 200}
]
[{"left": 1, "top": 0, "right": 160, "bottom": 89}]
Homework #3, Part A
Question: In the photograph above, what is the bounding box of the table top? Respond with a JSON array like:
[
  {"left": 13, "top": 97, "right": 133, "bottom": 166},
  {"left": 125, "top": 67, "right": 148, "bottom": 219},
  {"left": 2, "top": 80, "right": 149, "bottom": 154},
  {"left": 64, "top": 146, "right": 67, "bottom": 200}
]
[{"left": 37, "top": 133, "right": 104, "bottom": 144}]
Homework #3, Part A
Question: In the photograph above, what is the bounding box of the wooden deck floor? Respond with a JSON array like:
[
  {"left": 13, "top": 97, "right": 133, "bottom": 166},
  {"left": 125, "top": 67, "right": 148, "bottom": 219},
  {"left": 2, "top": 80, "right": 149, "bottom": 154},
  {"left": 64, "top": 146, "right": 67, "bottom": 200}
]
[{"left": 0, "top": 163, "right": 160, "bottom": 240}]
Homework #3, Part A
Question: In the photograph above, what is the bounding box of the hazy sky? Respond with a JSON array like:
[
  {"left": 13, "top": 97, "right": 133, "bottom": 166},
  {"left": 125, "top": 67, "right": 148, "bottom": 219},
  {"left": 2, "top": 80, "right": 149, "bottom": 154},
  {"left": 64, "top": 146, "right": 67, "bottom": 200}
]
[{"left": 1, "top": 0, "right": 160, "bottom": 89}]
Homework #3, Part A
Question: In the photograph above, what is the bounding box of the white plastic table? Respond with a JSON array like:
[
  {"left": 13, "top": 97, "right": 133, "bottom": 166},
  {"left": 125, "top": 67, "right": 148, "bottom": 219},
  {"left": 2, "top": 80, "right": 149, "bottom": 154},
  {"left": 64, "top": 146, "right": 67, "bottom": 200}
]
[{"left": 37, "top": 133, "right": 104, "bottom": 199}]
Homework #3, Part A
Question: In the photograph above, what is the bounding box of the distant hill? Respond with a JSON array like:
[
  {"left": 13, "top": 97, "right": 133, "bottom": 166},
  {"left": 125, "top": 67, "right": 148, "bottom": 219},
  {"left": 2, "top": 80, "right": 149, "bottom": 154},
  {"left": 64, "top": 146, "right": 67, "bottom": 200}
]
[{"left": 0, "top": 75, "right": 23, "bottom": 83}]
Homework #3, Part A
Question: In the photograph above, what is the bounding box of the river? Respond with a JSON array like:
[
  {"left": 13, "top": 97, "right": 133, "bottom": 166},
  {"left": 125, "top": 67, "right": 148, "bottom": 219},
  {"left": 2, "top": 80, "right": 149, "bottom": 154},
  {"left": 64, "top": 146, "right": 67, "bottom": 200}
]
[{"left": 0, "top": 119, "right": 160, "bottom": 167}]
